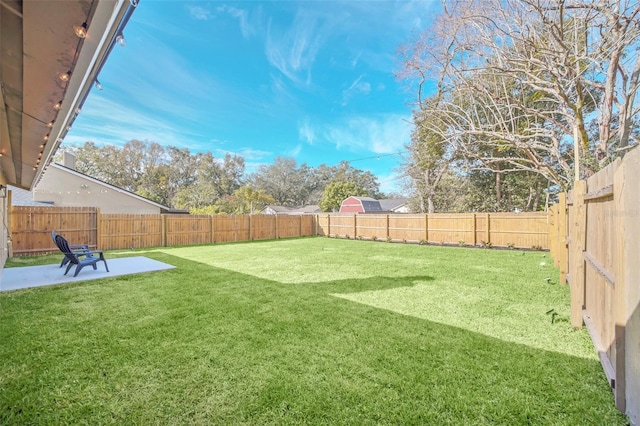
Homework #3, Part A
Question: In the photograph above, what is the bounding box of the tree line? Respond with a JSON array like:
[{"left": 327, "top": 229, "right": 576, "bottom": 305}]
[
  {"left": 59, "top": 141, "right": 385, "bottom": 214},
  {"left": 398, "top": 0, "right": 639, "bottom": 213}
]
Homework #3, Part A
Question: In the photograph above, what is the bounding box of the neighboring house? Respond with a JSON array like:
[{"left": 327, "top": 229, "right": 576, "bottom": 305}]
[
  {"left": 339, "top": 197, "right": 410, "bottom": 214},
  {"left": 30, "top": 153, "right": 173, "bottom": 214},
  {"left": 379, "top": 198, "right": 410, "bottom": 213},
  {"left": 262, "top": 205, "right": 321, "bottom": 215},
  {"left": 339, "top": 197, "right": 384, "bottom": 214},
  {"left": 7, "top": 186, "right": 52, "bottom": 207}
]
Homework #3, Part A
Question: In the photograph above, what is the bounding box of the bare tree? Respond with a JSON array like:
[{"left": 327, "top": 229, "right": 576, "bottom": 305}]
[{"left": 400, "top": 0, "right": 640, "bottom": 185}]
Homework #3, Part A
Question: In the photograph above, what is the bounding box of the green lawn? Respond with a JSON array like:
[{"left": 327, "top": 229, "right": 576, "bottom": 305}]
[{"left": 0, "top": 238, "right": 627, "bottom": 424}]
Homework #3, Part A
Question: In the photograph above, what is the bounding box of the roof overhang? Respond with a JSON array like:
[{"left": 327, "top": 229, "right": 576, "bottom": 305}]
[{"left": 0, "top": 0, "right": 136, "bottom": 190}]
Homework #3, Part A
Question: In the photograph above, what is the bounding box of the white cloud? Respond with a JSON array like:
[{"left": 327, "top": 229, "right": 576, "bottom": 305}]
[
  {"left": 342, "top": 74, "right": 372, "bottom": 106},
  {"left": 350, "top": 52, "right": 361, "bottom": 69},
  {"left": 298, "top": 119, "right": 316, "bottom": 144},
  {"left": 324, "top": 114, "right": 412, "bottom": 155},
  {"left": 264, "top": 10, "right": 333, "bottom": 86},
  {"left": 287, "top": 143, "right": 303, "bottom": 157},
  {"left": 188, "top": 6, "right": 212, "bottom": 21},
  {"left": 215, "top": 147, "right": 271, "bottom": 162},
  {"left": 63, "top": 96, "right": 207, "bottom": 151},
  {"left": 217, "top": 5, "right": 257, "bottom": 39}
]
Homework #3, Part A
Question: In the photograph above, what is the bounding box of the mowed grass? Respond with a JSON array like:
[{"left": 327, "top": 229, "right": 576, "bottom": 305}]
[{"left": 0, "top": 237, "right": 628, "bottom": 424}]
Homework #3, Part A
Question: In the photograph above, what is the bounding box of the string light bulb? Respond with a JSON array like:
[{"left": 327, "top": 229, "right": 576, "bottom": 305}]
[
  {"left": 53, "top": 100, "right": 62, "bottom": 110},
  {"left": 59, "top": 71, "right": 72, "bottom": 82},
  {"left": 73, "top": 22, "right": 88, "bottom": 38}
]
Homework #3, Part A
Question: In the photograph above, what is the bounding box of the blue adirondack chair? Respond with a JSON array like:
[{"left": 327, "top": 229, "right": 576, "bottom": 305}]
[
  {"left": 51, "top": 230, "right": 90, "bottom": 268},
  {"left": 54, "top": 233, "right": 109, "bottom": 277}
]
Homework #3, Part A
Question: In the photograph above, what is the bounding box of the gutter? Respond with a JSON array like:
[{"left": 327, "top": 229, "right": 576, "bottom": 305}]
[{"left": 33, "top": 0, "right": 139, "bottom": 188}]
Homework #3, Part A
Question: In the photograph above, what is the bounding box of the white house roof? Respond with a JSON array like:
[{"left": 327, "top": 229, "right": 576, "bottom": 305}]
[{"left": 379, "top": 198, "right": 408, "bottom": 211}]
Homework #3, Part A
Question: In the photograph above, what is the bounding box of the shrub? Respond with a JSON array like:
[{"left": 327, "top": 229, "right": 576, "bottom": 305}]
[{"left": 481, "top": 240, "right": 493, "bottom": 249}]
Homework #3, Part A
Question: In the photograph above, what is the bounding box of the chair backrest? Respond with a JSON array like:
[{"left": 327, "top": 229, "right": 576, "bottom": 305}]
[
  {"left": 51, "top": 230, "right": 58, "bottom": 245},
  {"left": 54, "top": 234, "right": 79, "bottom": 265}
]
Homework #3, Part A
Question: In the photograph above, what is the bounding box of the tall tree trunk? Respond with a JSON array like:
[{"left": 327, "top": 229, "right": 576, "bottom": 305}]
[
  {"left": 427, "top": 194, "right": 435, "bottom": 214},
  {"left": 495, "top": 166, "right": 501, "bottom": 210},
  {"left": 533, "top": 180, "right": 542, "bottom": 212}
]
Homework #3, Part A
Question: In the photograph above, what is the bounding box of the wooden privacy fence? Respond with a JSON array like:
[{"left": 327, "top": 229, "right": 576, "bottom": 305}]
[
  {"left": 10, "top": 209, "right": 551, "bottom": 254},
  {"left": 10, "top": 206, "right": 99, "bottom": 255},
  {"left": 317, "top": 212, "right": 550, "bottom": 249},
  {"left": 9, "top": 208, "right": 317, "bottom": 254},
  {"left": 548, "top": 146, "right": 640, "bottom": 420}
]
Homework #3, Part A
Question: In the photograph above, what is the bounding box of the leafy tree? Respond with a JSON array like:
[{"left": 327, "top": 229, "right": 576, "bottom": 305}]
[
  {"left": 319, "top": 181, "right": 367, "bottom": 212},
  {"left": 62, "top": 140, "right": 244, "bottom": 209},
  {"left": 403, "top": 97, "right": 457, "bottom": 213},
  {"left": 313, "top": 161, "right": 381, "bottom": 202},
  {"left": 216, "top": 186, "right": 275, "bottom": 215},
  {"left": 248, "top": 157, "right": 315, "bottom": 207}
]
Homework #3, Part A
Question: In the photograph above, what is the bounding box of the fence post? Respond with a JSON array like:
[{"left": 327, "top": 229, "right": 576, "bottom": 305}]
[
  {"left": 548, "top": 205, "right": 557, "bottom": 264},
  {"left": 558, "top": 193, "right": 568, "bottom": 285},
  {"left": 275, "top": 215, "right": 279, "bottom": 239},
  {"left": 249, "top": 214, "right": 253, "bottom": 241},
  {"left": 485, "top": 213, "right": 490, "bottom": 244},
  {"left": 570, "top": 181, "right": 586, "bottom": 328},
  {"left": 161, "top": 214, "right": 167, "bottom": 247},
  {"left": 299, "top": 215, "right": 302, "bottom": 237},
  {"left": 424, "top": 214, "right": 428, "bottom": 243},
  {"left": 211, "top": 215, "right": 216, "bottom": 243},
  {"left": 386, "top": 214, "right": 390, "bottom": 240},
  {"left": 353, "top": 214, "right": 357, "bottom": 239},
  {"left": 96, "top": 208, "right": 102, "bottom": 250},
  {"left": 472, "top": 213, "right": 477, "bottom": 246},
  {"left": 327, "top": 214, "right": 331, "bottom": 237},
  {"left": 613, "top": 163, "right": 627, "bottom": 411}
]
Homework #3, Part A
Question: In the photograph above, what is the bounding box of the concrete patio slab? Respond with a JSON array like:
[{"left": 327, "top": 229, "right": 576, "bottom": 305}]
[{"left": 0, "top": 256, "right": 175, "bottom": 292}]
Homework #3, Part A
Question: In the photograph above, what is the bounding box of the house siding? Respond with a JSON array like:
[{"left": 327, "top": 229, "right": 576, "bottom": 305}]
[{"left": 33, "top": 166, "right": 164, "bottom": 214}]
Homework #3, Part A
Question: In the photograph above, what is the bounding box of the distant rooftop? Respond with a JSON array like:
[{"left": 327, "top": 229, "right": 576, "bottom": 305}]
[{"left": 8, "top": 185, "right": 52, "bottom": 207}]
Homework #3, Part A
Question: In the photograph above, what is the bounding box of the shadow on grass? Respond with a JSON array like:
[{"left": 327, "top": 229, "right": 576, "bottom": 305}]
[{"left": 0, "top": 251, "right": 628, "bottom": 425}]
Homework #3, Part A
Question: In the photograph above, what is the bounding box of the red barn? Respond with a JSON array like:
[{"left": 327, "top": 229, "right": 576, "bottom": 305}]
[{"left": 339, "top": 196, "right": 384, "bottom": 213}]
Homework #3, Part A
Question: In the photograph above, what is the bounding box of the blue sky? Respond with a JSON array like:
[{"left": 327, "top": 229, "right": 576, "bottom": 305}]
[{"left": 64, "top": 1, "right": 440, "bottom": 194}]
